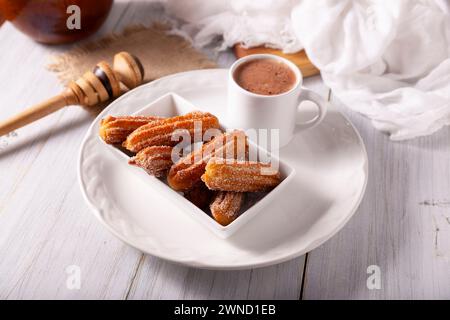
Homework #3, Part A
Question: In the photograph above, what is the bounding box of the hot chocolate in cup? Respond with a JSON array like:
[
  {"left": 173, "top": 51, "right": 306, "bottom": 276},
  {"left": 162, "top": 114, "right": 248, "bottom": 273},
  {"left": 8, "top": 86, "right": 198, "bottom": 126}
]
[
  {"left": 227, "top": 54, "right": 328, "bottom": 149},
  {"left": 233, "top": 58, "right": 297, "bottom": 96}
]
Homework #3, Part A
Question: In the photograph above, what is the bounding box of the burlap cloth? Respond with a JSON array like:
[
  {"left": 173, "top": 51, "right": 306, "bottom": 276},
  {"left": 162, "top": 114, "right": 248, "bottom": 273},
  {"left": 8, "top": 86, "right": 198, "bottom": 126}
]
[{"left": 48, "top": 24, "right": 216, "bottom": 87}]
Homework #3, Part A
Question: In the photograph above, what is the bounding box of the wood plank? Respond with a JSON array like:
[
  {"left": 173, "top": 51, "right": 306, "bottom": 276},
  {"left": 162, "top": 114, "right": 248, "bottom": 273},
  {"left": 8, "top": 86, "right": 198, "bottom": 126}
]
[
  {"left": 234, "top": 44, "right": 320, "bottom": 78},
  {"left": 302, "top": 92, "right": 450, "bottom": 299},
  {"left": 126, "top": 257, "right": 305, "bottom": 300},
  {"left": 0, "top": 24, "right": 142, "bottom": 299},
  {"left": 0, "top": 0, "right": 163, "bottom": 299}
]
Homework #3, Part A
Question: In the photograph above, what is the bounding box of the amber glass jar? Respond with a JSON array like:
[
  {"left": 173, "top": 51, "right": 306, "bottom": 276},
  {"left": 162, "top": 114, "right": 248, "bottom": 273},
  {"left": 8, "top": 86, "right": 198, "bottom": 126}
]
[{"left": 0, "top": 0, "right": 113, "bottom": 44}]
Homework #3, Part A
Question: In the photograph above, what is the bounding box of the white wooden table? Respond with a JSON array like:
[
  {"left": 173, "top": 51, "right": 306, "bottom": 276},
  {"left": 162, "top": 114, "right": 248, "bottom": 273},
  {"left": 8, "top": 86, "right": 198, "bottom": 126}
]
[{"left": 1, "top": 1, "right": 449, "bottom": 300}]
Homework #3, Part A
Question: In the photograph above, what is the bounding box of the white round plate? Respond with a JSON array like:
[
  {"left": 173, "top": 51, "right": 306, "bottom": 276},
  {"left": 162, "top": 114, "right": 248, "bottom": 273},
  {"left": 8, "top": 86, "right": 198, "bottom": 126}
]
[{"left": 78, "top": 69, "right": 368, "bottom": 270}]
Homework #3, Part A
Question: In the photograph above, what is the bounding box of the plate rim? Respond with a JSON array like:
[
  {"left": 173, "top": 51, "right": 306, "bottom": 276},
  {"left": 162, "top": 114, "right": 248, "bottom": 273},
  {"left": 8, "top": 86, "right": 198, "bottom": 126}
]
[{"left": 77, "top": 68, "right": 369, "bottom": 270}]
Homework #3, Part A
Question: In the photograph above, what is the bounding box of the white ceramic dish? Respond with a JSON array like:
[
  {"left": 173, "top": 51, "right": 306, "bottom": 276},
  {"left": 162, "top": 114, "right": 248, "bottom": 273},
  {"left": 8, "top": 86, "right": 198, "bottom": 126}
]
[
  {"left": 78, "top": 69, "right": 368, "bottom": 270},
  {"left": 100, "top": 92, "right": 296, "bottom": 238}
]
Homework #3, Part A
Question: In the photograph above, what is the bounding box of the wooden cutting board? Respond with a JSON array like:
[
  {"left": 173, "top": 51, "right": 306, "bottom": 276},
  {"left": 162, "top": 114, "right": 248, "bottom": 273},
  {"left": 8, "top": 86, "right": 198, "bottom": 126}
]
[{"left": 233, "top": 44, "right": 320, "bottom": 78}]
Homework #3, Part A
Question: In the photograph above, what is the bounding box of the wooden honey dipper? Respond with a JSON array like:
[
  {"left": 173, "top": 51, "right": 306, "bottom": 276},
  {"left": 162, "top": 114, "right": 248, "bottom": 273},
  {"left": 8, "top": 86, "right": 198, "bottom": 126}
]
[{"left": 0, "top": 51, "right": 144, "bottom": 136}]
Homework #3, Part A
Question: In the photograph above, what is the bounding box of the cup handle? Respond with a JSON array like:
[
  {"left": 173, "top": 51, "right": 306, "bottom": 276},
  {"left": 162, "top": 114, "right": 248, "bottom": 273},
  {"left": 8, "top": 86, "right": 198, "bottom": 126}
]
[{"left": 295, "top": 88, "right": 328, "bottom": 132}]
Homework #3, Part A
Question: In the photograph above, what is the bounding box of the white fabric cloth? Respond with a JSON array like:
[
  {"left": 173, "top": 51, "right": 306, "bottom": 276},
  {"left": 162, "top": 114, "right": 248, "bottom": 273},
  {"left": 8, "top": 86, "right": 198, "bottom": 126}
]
[
  {"left": 166, "top": 0, "right": 450, "bottom": 140},
  {"left": 165, "top": 0, "right": 303, "bottom": 53}
]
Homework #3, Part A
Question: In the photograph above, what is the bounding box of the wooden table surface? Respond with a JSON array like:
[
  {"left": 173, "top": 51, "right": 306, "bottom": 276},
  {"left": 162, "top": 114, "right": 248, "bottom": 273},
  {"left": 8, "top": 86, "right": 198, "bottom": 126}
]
[{"left": 1, "top": 1, "right": 449, "bottom": 300}]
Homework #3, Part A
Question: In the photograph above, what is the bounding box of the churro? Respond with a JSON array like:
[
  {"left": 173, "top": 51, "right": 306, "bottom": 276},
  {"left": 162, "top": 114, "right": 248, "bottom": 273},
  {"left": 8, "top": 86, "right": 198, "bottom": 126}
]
[
  {"left": 202, "top": 157, "right": 281, "bottom": 192},
  {"left": 167, "top": 130, "right": 247, "bottom": 191},
  {"left": 99, "top": 115, "right": 161, "bottom": 144},
  {"left": 128, "top": 145, "right": 174, "bottom": 177},
  {"left": 210, "top": 191, "right": 245, "bottom": 226},
  {"left": 123, "top": 111, "right": 220, "bottom": 152},
  {"left": 184, "top": 182, "right": 214, "bottom": 210}
]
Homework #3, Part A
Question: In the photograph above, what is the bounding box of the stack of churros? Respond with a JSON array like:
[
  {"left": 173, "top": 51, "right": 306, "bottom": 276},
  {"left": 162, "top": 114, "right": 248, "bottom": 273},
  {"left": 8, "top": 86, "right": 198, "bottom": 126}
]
[{"left": 99, "top": 111, "right": 281, "bottom": 226}]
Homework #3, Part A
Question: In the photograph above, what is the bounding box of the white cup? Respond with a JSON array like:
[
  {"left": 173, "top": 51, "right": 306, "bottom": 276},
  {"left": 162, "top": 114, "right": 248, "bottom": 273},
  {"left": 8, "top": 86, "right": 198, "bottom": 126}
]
[{"left": 227, "top": 54, "right": 328, "bottom": 148}]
